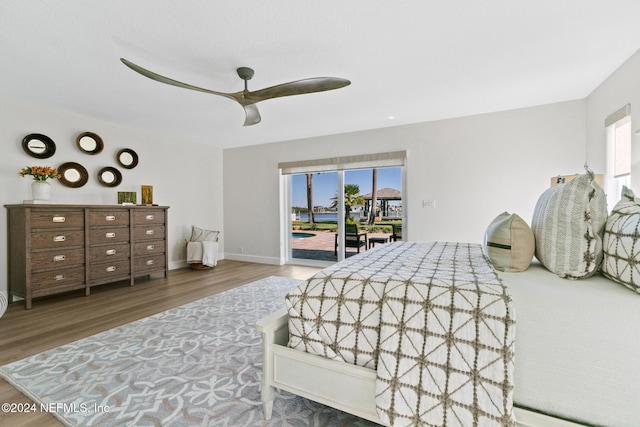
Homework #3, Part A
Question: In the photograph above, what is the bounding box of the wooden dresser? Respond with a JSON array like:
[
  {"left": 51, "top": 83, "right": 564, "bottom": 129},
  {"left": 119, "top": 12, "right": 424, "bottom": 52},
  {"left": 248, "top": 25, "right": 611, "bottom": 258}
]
[{"left": 5, "top": 204, "right": 169, "bottom": 309}]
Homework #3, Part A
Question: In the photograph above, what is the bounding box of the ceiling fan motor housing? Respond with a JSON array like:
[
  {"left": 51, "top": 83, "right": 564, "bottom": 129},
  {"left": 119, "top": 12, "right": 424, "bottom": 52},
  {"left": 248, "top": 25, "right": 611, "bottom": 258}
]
[{"left": 236, "top": 67, "right": 254, "bottom": 80}]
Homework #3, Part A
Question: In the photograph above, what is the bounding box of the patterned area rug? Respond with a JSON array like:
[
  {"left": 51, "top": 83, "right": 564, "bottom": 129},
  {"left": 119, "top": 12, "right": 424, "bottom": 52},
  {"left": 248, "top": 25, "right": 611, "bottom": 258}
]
[{"left": 0, "top": 276, "right": 379, "bottom": 426}]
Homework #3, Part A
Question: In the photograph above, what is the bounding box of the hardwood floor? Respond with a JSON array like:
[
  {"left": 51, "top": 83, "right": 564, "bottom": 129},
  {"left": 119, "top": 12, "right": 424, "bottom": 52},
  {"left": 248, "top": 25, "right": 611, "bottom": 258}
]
[{"left": 0, "top": 260, "right": 321, "bottom": 427}]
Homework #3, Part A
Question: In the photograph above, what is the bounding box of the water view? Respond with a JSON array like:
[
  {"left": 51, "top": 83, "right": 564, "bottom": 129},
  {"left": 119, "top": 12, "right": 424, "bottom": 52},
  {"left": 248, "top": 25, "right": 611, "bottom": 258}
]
[
  {"left": 294, "top": 212, "right": 357, "bottom": 221},
  {"left": 293, "top": 212, "right": 401, "bottom": 221}
]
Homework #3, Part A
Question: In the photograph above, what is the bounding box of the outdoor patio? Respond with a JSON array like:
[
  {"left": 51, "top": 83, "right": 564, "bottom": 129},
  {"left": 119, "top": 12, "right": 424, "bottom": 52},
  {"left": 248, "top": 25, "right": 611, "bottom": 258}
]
[{"left": 292, "top": 229, "right": 393, "bottom": 261}]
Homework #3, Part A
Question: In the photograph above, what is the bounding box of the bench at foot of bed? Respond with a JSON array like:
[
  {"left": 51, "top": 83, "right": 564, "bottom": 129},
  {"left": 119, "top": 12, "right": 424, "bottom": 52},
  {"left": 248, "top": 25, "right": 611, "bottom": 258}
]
[{"left": 255, "top": 308, "right": 587, "bottom": 427}]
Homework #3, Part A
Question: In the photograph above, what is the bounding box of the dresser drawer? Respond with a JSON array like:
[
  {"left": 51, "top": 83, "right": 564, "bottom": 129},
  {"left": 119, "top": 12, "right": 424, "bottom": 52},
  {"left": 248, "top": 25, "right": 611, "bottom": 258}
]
[
  {"left": 132, "top": 209, "right": 165, "bottom": 225},
  {"left": 31, "top": 266, "right": 85, "bottom": 290},
  {"left": 88, "top": 210, "right": 130, "bottom": 227},
  {"left": 133, "top": 225, "right": 165, "bottom": 241},
  {"left": 31, "top": 248, "right": 85, "bottom": 270},
  {"left": 133, "top": 241, "right": 165, "bottom": 256},
  {"left": 89, "top": 227, "right": 129, "bottom": 245},
  {"left": 89, "top": 259, "right": 131, "bottom": 281},
  {"left": 31, "top": 210, "right": 84, "bottom": 229},
  {"left": 32, "top": 230, "right": 84, "bottom": 249},
  {"left": 89, "top": 243, "right": 130, "bottom": 262},
  {"left": 134, "top": 254, "right": 166, "bottom": 273}
]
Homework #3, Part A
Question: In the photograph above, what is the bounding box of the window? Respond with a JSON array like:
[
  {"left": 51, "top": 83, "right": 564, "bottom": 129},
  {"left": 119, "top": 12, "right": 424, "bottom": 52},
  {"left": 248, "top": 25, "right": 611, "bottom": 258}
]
[{"left": 605, "top": 104, "right": 631, "bottom": 210}]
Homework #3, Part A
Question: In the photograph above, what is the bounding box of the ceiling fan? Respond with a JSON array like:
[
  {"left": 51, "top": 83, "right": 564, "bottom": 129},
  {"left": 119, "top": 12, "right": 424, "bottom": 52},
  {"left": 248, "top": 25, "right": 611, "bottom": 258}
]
[{"left": 120, "top": 58, "right": 351, "bottom": 126}]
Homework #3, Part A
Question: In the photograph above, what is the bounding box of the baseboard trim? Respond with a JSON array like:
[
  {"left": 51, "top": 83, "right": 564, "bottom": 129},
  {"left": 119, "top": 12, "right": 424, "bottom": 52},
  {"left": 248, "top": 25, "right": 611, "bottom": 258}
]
[{"left": 223, "top": 253, "right": 282, "bottom": 265}]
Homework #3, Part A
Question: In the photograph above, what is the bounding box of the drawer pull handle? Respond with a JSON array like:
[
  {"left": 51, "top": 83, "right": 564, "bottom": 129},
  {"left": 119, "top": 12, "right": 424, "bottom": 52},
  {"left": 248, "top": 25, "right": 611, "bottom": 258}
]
[
  {"left": 106, "top": 232, "right": 116, "bottom": 238},
  {"left": 105, "top": 215, "right": 116, "bottom": 221},
  {"left": 52, "top": 216, "right": 66, "bottom": 223},
  {"left": 146, "top": 260, "right": 155, "bottom": 265},
  {"left": 53, "top": 255, "right": 66, "bottom": 262},
  {"left": 146, "top": 215, "right": 154, "bottom": 220},
  {"left": 106, "top": 249, "right": 117, "bottom": 256},
  {"left": 106, "top": 266, "right": 117, "bottom": 272},
  {"left": 146, "top": 230, "right": 154, "bottom": 235},
  {"left": 54, "top": 274, "right": 66, "bottom": 281},
  {"left": 146, "top": 244, "right": 155, "bottom": 251},
  {"left": 53, "top": 235, "right": 66, "bottom": 242}
]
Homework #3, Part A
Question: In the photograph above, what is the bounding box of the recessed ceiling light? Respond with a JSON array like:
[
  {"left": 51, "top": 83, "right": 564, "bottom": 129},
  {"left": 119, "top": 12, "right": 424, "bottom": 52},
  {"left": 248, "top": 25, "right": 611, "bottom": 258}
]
[{"left": 388, "top": 115, "right": 396, "bottom": 120}]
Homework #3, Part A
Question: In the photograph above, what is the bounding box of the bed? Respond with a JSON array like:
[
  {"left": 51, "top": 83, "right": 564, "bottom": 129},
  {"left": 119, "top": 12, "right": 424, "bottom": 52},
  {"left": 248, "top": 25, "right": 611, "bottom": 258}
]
[{"left": 256, "top": 241, "right": 640, "bottom": 426}]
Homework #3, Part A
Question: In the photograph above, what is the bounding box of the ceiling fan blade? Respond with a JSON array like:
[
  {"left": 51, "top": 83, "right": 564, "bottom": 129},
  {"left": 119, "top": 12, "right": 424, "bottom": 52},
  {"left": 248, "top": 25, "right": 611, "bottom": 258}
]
[
  {"left": 242, "top": 104, "right": 261, "bottom": 126},
  {"left": 121, "top": 59, "right": 349, "bottom": 126},
  {"left": 245, "top": 77, "right": 351, "bottom": 103},
  {"left": 120, "top": 58, "right": 235, "bottom": 101}
]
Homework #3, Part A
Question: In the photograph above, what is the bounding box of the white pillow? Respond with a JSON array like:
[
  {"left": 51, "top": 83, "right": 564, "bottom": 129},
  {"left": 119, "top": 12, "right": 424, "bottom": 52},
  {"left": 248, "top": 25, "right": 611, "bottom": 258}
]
[
  {"left": 483, "top": 212, "right": 535, "bottom": 272},
  {"left": 531, "top": 166, "right": 607, "bottom": 279},
  {"left": 602, "top": 187, "right": 640, "bottom": 294},
  {"left": 190, "top": 226, "right": 219, "bottom": 242}
]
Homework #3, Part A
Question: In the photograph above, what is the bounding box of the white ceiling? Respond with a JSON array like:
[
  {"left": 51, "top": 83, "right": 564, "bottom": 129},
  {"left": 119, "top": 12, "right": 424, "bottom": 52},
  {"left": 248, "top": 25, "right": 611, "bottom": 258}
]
[{"left": 2, "top": 0, "right": 640, "bottom": 149}]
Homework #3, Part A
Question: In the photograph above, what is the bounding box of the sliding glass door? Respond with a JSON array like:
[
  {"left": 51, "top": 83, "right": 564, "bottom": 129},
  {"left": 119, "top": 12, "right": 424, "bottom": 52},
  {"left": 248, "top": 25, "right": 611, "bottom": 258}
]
[
  {"left": 286, "top": 165, "right": 403, "bottom": 265},
  {"left": 290, "top": 171, "right": 340, "bottom": 263}
]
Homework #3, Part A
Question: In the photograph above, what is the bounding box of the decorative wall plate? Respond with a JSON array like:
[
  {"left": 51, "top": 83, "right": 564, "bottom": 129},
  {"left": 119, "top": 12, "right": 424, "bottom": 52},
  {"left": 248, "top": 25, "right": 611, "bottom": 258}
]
[
  {"left": 97, "top": 166, "right": 122, "bottom": 187},
  {"left": 76, "top": 132, "right": 104, "bottom": 155},
  {"left": 58, "top": 162, "right": 89, "bottom": 188},
  {"left": 22, "top": 133, "right": 56, "bottom": 159},
  {"left": 116, "top": 148, "right": 138, "bottom": 169}
]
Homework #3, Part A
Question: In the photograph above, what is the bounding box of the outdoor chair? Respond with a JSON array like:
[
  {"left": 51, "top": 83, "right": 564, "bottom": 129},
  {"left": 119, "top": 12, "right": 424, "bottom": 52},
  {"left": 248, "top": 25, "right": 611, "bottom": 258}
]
[
  {"left": 334, "top": 223, "right": 368, "bottom": 255},
  {"left": 391, "top": 222, "right": 402, "bottom": 241}
]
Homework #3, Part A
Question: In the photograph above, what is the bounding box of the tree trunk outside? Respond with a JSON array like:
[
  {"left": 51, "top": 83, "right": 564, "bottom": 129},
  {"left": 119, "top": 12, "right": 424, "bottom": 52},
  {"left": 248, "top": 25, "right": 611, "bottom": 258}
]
[
  {"left": 369, "top": 168, "right": 378, "bottom": 225},
  {"left": 306, "top": 173, "right": 314, "bottom": 223}
]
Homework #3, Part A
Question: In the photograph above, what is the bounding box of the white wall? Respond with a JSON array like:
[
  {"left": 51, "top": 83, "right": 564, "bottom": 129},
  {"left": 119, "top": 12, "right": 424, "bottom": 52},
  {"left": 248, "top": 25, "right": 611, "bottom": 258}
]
[
  {"left": 223, "top": 100, "right": 586, "bottom": 264},
  {"left": 0, "top": 97, "right": 224, "bottom": 297},
  {"left": 586, "top": 48, "right": 640, "bottom": 193}
]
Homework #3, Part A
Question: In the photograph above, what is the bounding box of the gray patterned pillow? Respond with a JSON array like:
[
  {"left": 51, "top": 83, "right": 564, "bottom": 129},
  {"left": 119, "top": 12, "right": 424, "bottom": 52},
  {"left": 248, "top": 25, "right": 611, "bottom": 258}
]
[
  {"left": 531, "top": 166, "right": 607, "bottom": 279},
  {"left": 602, "top": 187, "right": 640, "bottom": 293}
]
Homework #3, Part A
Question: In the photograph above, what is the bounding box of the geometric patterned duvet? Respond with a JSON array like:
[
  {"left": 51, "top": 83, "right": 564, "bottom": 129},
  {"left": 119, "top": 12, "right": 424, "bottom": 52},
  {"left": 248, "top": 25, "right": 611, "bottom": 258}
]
[{"left": 286, "top": 241, "right": 516, "bottom": 426}]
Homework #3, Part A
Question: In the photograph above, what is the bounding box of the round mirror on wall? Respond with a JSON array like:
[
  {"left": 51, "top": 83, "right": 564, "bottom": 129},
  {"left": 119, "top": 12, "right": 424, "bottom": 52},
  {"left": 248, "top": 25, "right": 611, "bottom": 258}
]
[
  {"left": 97, "top": 166, "right": 122, "bottom": 187},
  {"left": 116, "top": 148, "right": 138, "bottom": 169},
  {"left": 76, "top": 132, "right": 104, "bottom": 155},
  {"left": 57, "top": 162, "right": 89, "bottom": 188},
  {"left": 22, "top": 133, "right": 56, "bottom": 159}
]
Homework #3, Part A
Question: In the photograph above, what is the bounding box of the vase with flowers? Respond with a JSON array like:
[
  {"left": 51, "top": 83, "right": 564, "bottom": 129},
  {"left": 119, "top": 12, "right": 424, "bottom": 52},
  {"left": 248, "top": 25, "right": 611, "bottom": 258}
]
[{"left": 20, "top": 166, "right": 60, "bottom": 200}]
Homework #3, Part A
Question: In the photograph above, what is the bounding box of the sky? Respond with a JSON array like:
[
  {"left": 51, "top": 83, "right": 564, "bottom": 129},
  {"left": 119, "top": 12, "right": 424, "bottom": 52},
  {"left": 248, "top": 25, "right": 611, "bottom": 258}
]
[{"left": 291, "top": 167, "right": 402, "bottom": 208}]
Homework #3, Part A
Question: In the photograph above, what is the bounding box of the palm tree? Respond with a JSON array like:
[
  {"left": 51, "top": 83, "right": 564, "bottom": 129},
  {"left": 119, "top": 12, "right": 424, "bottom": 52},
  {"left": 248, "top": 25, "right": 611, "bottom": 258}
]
[
  {"left": 368, "top": 168, "right": 378, "bottom": 225},
  {"left": 331, "top": 183, "right": 365, "bottom": 222},
  {"left": 306, "top": 173, "right": 314, "bottom": 223}
]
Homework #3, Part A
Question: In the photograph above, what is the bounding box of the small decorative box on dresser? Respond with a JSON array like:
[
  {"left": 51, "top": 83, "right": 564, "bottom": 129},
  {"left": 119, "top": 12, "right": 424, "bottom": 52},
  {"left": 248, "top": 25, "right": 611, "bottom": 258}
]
[{"left": 5, "top": 204, "right": 169, "bottom": 309}]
